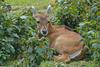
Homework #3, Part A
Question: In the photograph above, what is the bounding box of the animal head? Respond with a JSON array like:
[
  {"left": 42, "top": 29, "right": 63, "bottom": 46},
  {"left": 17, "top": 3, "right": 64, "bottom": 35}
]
[{"left": 32, "top": 5, "right": 52, "bottom": 36}]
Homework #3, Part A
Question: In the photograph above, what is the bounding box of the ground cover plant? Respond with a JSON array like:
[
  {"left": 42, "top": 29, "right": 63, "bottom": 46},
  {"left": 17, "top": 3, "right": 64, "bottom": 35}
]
[{"left": 0, "top": 0, "right": 100, "bottom": 67}]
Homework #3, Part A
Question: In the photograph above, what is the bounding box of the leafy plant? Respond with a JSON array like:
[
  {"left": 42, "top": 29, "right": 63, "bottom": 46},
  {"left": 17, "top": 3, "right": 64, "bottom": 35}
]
[
  {"left": 0, "top": 0, "right": 100, "bottom": 67},
  {"left": 55, "top": 0, "right": 100, "bottom": 29},
  {"left": 0, "top": 2, "right": 54, "bottom": 66}
]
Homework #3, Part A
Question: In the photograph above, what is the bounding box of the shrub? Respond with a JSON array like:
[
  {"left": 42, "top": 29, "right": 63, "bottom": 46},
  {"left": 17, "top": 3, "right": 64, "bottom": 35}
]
[
  {"left": 77, "top": 21, "right": 100, "bottom": 63},
  {"left": 55, "top": 0, "right": 100, "bottom": 29},
  {"left": 0, "top": 2, "right": 54, "bottom": 66},
  {"left": 0, "top": 0, "right": 100, "bottom": 67}
]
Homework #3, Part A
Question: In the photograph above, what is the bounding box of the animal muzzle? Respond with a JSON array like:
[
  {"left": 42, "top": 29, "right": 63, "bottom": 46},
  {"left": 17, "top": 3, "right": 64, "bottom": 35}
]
[{"left": 40, "top": 29, "right": 48, "bottom": 36}]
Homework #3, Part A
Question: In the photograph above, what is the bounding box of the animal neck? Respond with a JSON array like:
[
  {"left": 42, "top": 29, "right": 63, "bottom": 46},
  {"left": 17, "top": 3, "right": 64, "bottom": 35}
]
[{"left": 48, "top": 23, "right": 55, "bottom": 35}]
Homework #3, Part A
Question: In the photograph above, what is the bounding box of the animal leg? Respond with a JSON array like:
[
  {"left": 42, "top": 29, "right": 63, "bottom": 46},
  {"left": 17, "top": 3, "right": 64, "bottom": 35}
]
[
  {"left": 75, "top": 46, "right": 88, "bottom": 60},
  {"left": 54, "top": 53, "right": 70, "bottom": 62}
]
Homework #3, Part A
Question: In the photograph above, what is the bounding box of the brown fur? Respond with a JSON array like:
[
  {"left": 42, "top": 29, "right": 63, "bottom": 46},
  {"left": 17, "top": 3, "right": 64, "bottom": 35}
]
[{"left": 33, "top": 13, "right": 88, "bottom": 62}]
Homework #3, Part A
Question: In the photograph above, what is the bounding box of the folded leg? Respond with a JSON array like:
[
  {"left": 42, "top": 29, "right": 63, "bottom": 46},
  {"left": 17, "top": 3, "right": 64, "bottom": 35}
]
[{"left": 54, "top": 53, "right": 70, "bottom": 62}]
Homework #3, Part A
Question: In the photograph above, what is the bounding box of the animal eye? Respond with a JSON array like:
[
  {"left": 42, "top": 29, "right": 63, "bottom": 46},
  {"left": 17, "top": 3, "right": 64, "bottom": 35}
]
[
  {"left": 37, "top": 21, "right": 40, "bottom": 23},
  {"left": 48, "top": 21, "right": 50, "bottom": 23}
]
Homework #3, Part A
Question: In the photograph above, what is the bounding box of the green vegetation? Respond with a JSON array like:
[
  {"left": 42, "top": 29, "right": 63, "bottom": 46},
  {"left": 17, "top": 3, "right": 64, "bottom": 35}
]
[
  {"left": 5, "top": 0, "right": 50, "bottom": 9},
  {"left": 0, "top": 0, "right": 100, "bottom": 67},
  {"left": 40, "top": 61, "right": 97, "bottom": 67}
]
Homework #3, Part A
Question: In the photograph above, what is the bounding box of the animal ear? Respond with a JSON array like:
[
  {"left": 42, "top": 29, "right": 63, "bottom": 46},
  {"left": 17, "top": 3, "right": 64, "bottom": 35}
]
[
  {"left": 31, "top": 6, "right": 37, "bottom": 17},
  {"left": 46, "top": 5, "right": 52, "bottom": 14}
]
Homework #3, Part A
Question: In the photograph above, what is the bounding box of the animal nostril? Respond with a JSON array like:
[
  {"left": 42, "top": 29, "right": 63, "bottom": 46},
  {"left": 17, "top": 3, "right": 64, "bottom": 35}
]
[{"left": 42, "top": 30, "right": 47, "bottom": 34}]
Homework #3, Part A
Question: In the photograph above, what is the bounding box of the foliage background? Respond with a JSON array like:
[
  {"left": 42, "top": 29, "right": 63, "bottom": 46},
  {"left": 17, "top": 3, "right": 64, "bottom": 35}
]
[{"left": 0, "top": 0, "right": 100, "bottom": 67}]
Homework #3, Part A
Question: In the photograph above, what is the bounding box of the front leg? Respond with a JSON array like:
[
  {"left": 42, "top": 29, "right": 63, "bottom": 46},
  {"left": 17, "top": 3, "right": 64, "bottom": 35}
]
[{"left": 54, "top": 53, "right": 71, "bottom": 62}]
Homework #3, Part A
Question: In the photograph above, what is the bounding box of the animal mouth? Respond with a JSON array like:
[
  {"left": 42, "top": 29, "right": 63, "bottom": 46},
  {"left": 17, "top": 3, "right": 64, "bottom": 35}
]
[{"left": 38, "top": 32, "right": 47, "bottom": 39}]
